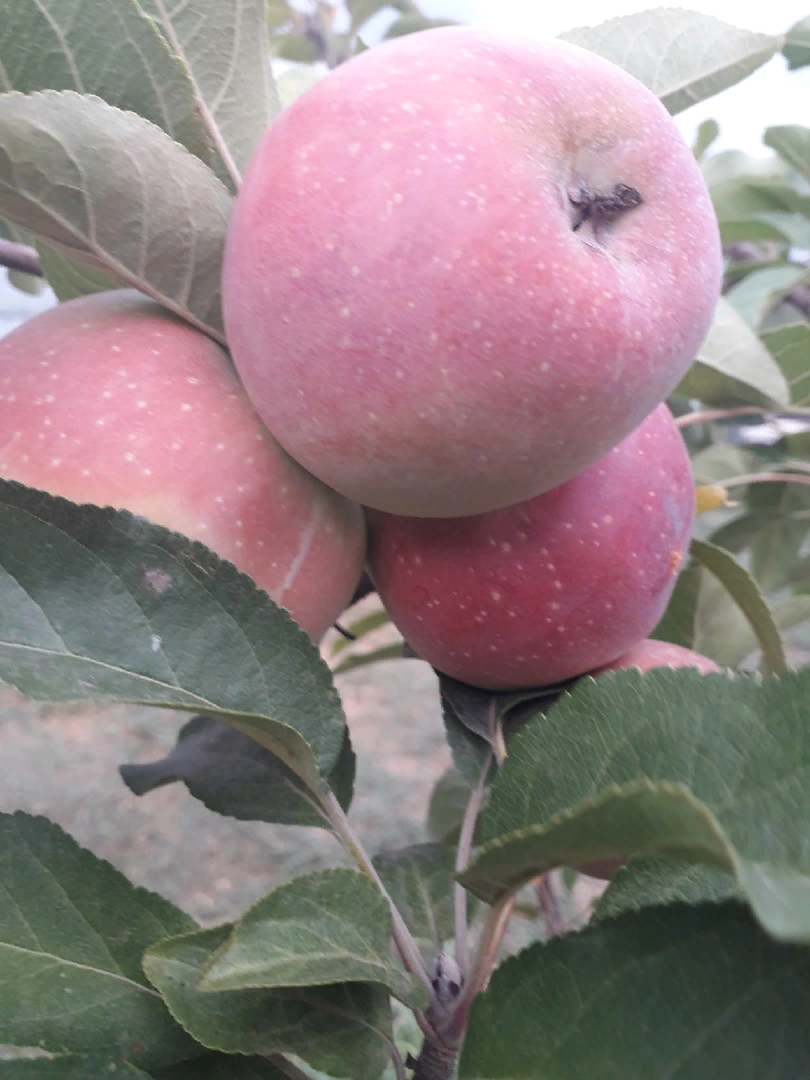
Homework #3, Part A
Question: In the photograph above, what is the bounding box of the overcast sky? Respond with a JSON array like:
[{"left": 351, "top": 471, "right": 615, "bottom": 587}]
[{"left": 409, "top": 0, "right": 810, "bottom": 155}]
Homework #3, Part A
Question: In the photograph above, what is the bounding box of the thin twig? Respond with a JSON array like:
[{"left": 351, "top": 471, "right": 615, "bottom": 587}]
[
  {"left": 152, "top": 0, "right": 242, "bottom": 190},
  {"left": 535, "top": 872, "right": 566, "bottom": 938},
  {"left": 267, "top": 1055, "right": 314, "bottom": 1080},
  {"left": 454, "top": 749, "right": 493, "bottom": 978},
  {"left": 317, "top": 785, "right": 434, "bottom": 999},
  {"left": 675, "top": 406, "right": 770, "bottom": 428},
  {"left": 443, "top": 890, "right": 517, "bottom": 1046},
  {"left": 721, "top": 471, "right": 810, "bottom": 489},
  {"left": 389, "top": 1040, "right": 408, "bottom": 1080},
  {"left": 0, "top": 239, "right": 43, "bottom": 277}
]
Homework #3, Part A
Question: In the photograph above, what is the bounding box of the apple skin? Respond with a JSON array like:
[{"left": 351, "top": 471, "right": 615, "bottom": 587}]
[
  {"left": 0, "top": 290, "right": 366, "bottom": 641},
  {"left": 367, "top": 404, "right": 694, "bottom": 690},
  {"left": 222, "top": 25, "right": 722, "bottom": 517},
  {"left": 596, "top": 638, "right": 723, "bottom": 676}
]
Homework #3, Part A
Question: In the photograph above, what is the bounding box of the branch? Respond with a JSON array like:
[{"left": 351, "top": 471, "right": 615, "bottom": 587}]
[
  {"left": 454, "top": 750, "right": 493, "bottom": 977},
  {"left": 720, "top": 471, "right": 810, "bottom": 489},
  {"left": 675, "top": 406, "right": 770, "bottom": 428},
  {"left": 0, "top": 238, "right": 43, "bottom": 278},
  {"left": 317, "top": 785, "right": 434, "bottom": 998}
]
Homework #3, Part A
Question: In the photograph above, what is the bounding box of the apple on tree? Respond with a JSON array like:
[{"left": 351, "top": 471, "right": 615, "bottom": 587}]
[
  {"left": 222, "top": 25, "right": 723, "bottom": 517},
  {"left": 367, "top": 403, "right": 695, "bottom": 690},
  {"left": 0, "top": 290, "right": 366, "bottom": 641},
  {"left": 596, "top": 638, "right": 724, "bottom": 677}
]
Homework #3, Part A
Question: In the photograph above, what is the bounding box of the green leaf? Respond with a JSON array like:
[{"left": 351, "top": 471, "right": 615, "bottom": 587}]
[
  {"left": 197, "top": 868, "right": 425, "bottom": 1010},
  {"left": 718, "top": 216, "right": 791, "bottom": 246},
  {"left": 463, "top": 779, "right": 734, "bottom": 904},
  {"left": 119, "top": 715, "right": 355, "bottom": 828},
  {"left": 154, "top": 1055, "right": 291, "bottom": 1079},
  {"left": 649, "top": 557, "right": 701, "bottom": 649},
  {"left": 154, "top": 1055, "right": 292, "bottom": 1078},
  {"left": 764, "top": 125, "right": 810, "bottom": 183},
  {"left": 0, "top": 1058, "right": 291, "bottom": 1079},
  {"left": 384, "top": 15, "right": 457, "bottom": 39},
  {"left": 0, "top": 481, "right": 346, "bottom": 789},
  {"left": 746, "top": 478, "right": 810, "bottom": 592},
  {"left": 461, "top": 666, "right": 810, "bottom": 940},
  {"left": 139, "top": 0, "right": 278, "bottom": 182},
  {"left": 143, "top": 924, "right": 393, "bottom": 1080},
  {"left": 692, "top": 558, "right": 760, "bottom": 667},
  {"left": 0, "top": 812, "right": 199, "bottom": 1069},
  {"left": 440, "top": 674, "right": 569, "bottom": 785},
  {"left": 0, "top": 90, "right": 230, "bottom": 342},
  {"left": 761, "top": 322, "right": 810, "bottom": 406},
  {"left": 0, "top": 1060, "right": 153, "bottom": 1078},
  {"left": 559, "top": 8, "right": 781, "bottom": 114},
  {"left": 692, "top": 117, "right": 719, "bottom": 160},
  {"left": 725, "top": 264, "right": 810, "bottom": 332},
  {"left": 752, "top": 210, "right": 810, "bottom": 250},
  {"left": 459, "top": 903, "right": 810, "bottom": 1079},
  {"left": 0, "top": 0, "right": 210, "bottom": 166},
  {"left": 690, "top": 537, "right": 787, "bottom": 673},
  {"left": 677, "top": 296, "right": 790, "bottom": 406},
  {"left": 372, "top": 843, "right": 457, "bottom": 945},
  {"left": 593, "top": 855, "right": 742, "bottom": 923},
  {"left": 784, "top": 15, "right": 810, "bottom": 69},
  {"left": 34, "top": 239, "right": 123, "bottom": 302},
  {"left": 6, "top": 267, "right": 46, "bottom": 295},
  {"left": 703, "top": 151, "right": 796, "bottom": 219},
  {"left": 271, "top": 33, "right": 323, "bottom": 63},
  {"left": 426, "top": 766, "right": 477, "bottom": 844}
]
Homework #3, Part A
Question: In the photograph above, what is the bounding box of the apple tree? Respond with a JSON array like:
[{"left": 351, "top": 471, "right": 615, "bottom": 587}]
[{"left": 2, "top": 3, "right": 810, "bottom": 1078}]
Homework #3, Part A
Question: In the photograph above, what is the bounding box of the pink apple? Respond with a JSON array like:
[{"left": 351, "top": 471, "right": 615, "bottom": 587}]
[
  {"left": 0, "top": 290, "right": 366, "bottom": 640},
  {"left": 367, "top": 404, "right": 694, "bottom": 690},
  {"left": 596, "top": 638, "right": 723, "bottom": 676},
  {"left": 222, "top": 26, "right": 722, "bottom": 517}
]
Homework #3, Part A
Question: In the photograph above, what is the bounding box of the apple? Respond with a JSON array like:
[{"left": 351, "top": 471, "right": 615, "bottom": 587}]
[
  {"left": 222, "top": 25, "right": 722, "bottom": 517},
  {"left": 367, "top": 404, "right": 694, "bottom": 690},
  {"left": 0, "top": 290, "right": 366, "bottom": 641},
  {"left": 596, "top": 638, "right": 723, "bottom": 676}
]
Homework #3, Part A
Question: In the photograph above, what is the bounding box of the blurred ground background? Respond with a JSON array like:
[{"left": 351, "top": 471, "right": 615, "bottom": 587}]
[{"left": 0, "top": 628, "right": 451, "bottom": 925}]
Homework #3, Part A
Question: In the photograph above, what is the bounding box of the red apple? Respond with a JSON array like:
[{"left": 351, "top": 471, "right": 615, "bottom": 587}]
[
  {"left": 222, "top": 26, "right": 722, "bottom": 517},
  {"left": 596, "top": 638, "right": 723, "bottom": 676},
  {"left": 0, "top": 290, "right": 366, "bottom": 640},
  {"left": 367, "top": 404, "right": 694, "bottom": 690}
]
